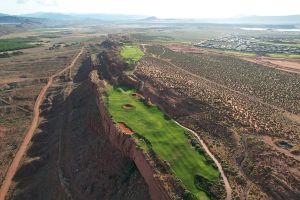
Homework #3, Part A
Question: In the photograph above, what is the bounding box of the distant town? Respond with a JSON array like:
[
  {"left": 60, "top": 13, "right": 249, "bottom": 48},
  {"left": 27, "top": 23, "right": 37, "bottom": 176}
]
[{"left": 195, "top": 34, "right": 300, "bottom": 54}]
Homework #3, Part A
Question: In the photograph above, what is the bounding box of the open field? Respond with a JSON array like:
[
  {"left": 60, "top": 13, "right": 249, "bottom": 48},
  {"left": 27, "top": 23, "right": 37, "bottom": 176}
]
[
  {"left": 220, "top": 50, "right": 300, "bottom": 59},
  {"left": 0, "top": 37, "right": 39, "bottom": 52},
  {"left": 218, "top": 50, "right": 257, "bottom": 57},
  {"left": 107, "top": 86, "right": 220, "bottom": 199},
  {"left": 120, "top": 45, "right": 144, "bottom": 65},
  {"left": 0, "top": 45, "right": 80, "bottom": 80},
  {"left": 267, "top": 53, "right": 300, "bottom": 59},
  {"left": 259, "top": 40, "right": 300, "bottom": 48}
]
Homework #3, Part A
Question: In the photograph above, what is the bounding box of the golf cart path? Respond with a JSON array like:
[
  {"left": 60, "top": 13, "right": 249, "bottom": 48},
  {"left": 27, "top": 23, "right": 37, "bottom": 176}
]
[{"left": 174, "top": 121, "right": 232, "bottom": 200}]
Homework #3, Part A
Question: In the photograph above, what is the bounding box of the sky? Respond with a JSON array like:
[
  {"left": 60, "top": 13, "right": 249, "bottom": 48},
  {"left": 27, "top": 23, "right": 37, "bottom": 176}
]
[{"left": 1, "top": 0, "right": 300, "bottom": 18}]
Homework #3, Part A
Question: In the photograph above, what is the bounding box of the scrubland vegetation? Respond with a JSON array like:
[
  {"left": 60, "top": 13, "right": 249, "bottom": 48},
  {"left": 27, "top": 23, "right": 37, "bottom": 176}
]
[{"left": 147, "top": 45, "right": 300, "bottom": 114}]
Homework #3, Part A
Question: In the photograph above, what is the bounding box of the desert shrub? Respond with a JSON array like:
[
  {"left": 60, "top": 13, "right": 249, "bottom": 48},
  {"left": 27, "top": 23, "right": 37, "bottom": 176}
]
[
  {"left": 194, "top": 175, "right": 218, "bottom": 200},
  {"left": 183, "top": 190, "right": 198, "bottom": 200}
]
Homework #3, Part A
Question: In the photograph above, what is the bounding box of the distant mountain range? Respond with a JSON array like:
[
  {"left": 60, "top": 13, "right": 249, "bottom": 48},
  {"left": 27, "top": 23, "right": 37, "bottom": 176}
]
[
  {"left": 0, "top": 12, "right": 300, "bottom": 25},
  {"left": 20, "top": 12, "right": 148, "bottom": 21},
  {"left": 139, "top": 15, "right": 300, "bottom": 25},
  {"left": 212, "top": 15, "right": 300, "bottom": 25},
  {"left": 0, "top": 15, "right": 42, "bottom": 25}
]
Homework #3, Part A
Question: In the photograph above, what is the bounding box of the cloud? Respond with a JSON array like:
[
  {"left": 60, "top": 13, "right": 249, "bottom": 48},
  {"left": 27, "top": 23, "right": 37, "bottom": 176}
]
[
  {"left": 16, "top": 0, "right": 29, "bottom": 4},
  {"left": 16, "top": 0, "right": 58, "bottom": 6},
  {"left": 36, "top": 0, "right": 58, "bottom": 6}
]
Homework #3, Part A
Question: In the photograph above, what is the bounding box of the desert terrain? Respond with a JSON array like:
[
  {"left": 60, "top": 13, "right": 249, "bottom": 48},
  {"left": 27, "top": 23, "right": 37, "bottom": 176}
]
[{"left": 0, "top": 16, "right": 299, "bottom": 200}]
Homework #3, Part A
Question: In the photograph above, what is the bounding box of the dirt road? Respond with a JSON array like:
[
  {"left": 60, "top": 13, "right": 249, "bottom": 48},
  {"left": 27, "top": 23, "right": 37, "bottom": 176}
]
[
  {"left": 0, "top": 47, "right": 84, "bottom": 200},
  {"left": 174, "top": 121, "right": 232, "bottom": 200}
]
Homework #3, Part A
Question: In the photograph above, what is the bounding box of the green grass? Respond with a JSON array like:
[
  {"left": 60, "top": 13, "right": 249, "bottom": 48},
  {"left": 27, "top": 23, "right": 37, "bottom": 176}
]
[
  {"left": 107, "top": 86, "right": 220, "bottom": 199},
  {"left": 0, "top": 37, "right": 39, "bottom": 52},
  {"left": 215, "top": 49, "right": 256, "bottom": 57},
  {"left": 39, "top": 34, "right": 61, "bottom": 39},
  {"left": 221, "top": 50, "right": 257, "bottom": 57},
  {"left": 258, "top": 41, "right": 300, "bottom": 48},
  {"left": 120, "top": 45, "right": 144, "bottom": 65},
  {"left": 267, "top": 53, "right": 300, "bottom": 59}
]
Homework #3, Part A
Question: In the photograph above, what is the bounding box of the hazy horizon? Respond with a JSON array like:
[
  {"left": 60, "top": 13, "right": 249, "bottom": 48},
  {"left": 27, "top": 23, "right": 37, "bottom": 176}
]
[{"left": 1, "top": 0, "right": 300, "bottom": 19}]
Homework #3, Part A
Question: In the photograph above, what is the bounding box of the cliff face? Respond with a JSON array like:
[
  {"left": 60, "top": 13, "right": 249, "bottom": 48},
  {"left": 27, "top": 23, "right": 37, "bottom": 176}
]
[{"left": 89, "top": 71, "right": 173, "bottom": 200}]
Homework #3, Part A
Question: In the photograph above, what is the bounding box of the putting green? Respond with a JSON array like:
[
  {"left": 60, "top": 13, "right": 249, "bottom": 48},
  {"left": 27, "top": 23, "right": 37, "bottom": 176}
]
[{"left": 106, "top": 86, "right": 220, "bottom": 199}]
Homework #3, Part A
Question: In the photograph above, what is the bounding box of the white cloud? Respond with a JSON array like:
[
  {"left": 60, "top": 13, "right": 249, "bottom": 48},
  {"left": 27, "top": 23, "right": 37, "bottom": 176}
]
[
  {"left": 4, "top": 0, "right": 300, "bottom": 18},
  {"left": 16, "top": 0, "right": 58, "bottom": 6},
  {"left": 16, "top": 0, "right": 29, "bottom": 4},
  {"left": 36, "top": 0, "right": 58, "bottom": 6}
]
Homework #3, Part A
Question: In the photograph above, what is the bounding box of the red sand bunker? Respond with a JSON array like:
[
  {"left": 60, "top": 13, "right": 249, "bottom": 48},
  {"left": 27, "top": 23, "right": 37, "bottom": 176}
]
[
  {"left": 122, "top": 104, "right": 135, "bottom": 109},
  {"left": 117, "top": 122, "right": 134, "bottom": 135}
]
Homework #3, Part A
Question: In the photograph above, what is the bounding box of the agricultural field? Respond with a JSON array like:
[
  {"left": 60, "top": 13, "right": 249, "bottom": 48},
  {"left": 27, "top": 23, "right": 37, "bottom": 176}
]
[
  {"left": 106, "top": 86, "right": 221, "bottom": 199},
  {"left": 120, "top": 45, "right": 144, "bottom": 65},
  {"left": 218, "top": 50, "right": 257, "bottom": 57},
  {"left": 258, "top": 40, "right": 300, "bottom": 48},
  {"left": 267, "top": 53, "right": 300, "bottom": 59},
  {"left": 219, "top": 49, "right": 300, "bottom": 59},
  {"left": 0, "top": 37, "right": 40, "bottom": 52}
]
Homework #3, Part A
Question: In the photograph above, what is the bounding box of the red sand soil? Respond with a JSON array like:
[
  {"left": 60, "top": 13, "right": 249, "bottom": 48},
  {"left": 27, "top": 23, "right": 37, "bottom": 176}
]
[
  {"left": 0, "top": 125, "right": 6, "bottom": 138},
  {"left": 132, "top": 93, "right": 144, "bottom": 99},
  {"left": 122, "top": 104, "right": 135, "bottom": 109},
  {"left": 0, "top": 47, "right": 84, "bottom": 200},
  {"left": 242, "top": 57, "right": 300, "bottom": 74},
  {"left": 165, "top": 44, "right": 208, "bottom": 54},
  {"left": 0, "top": 78, "right": 30, "bottom": 85},
  {"left": 117, "top": 122, "right": 134, "bottom": 135}
]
